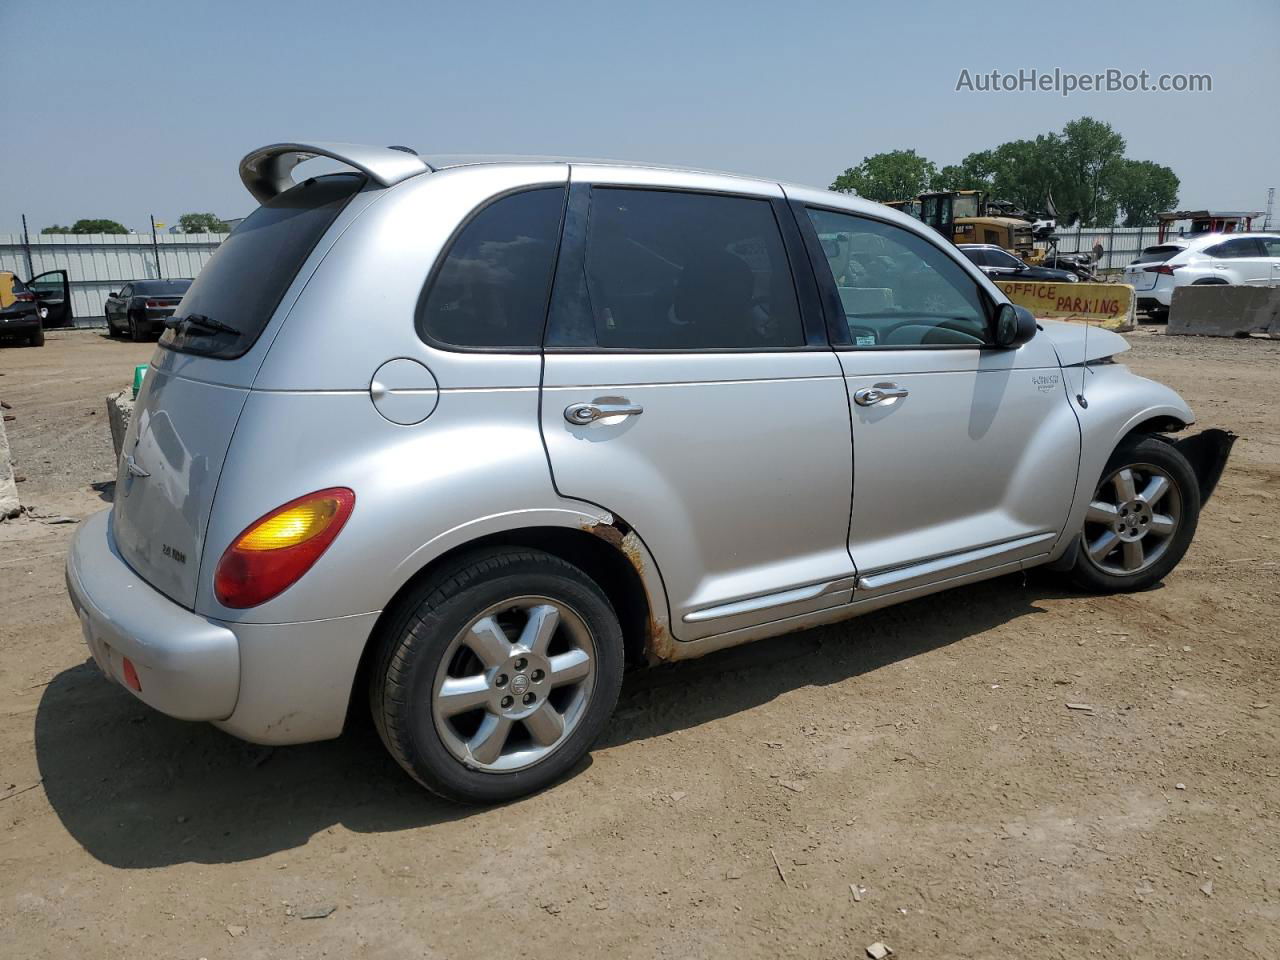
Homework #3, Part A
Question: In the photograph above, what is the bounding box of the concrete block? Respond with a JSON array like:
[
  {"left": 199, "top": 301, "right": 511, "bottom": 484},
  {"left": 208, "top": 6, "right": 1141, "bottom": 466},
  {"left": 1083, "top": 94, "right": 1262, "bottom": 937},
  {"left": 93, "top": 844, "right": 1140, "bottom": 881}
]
[
  {"left": 107, "top": 388, "right": 134, "bottom": 460},
  {"left": 0, "top": 409, "right": 18, "bottom": 520},
  {"left": 1168, "top": 285, "right": 1280, "bottom": 338}
]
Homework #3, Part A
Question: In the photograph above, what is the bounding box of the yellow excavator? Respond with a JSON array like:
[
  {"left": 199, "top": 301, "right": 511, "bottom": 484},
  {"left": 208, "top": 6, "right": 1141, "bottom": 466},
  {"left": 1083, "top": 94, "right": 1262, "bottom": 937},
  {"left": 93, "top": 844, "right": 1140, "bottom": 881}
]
[{"left": 886, "top": 190, "right": 1035, "bottom": 259}]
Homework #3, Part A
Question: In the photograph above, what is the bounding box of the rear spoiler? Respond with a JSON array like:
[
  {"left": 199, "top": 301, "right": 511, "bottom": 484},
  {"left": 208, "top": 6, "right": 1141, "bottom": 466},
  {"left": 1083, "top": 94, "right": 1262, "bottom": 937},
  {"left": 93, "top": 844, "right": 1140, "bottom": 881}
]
[{"left": 238, "top": 141, "right": 432, "bottom": 204}]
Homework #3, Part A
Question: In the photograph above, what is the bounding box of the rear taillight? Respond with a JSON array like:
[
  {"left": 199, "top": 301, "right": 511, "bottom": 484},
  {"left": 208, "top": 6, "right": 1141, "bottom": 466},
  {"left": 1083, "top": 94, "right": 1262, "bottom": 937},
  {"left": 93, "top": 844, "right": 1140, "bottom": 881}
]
[
  {"left": 1144, "top": 264, "right": 1182, "bottom": 275},
  {"left": 145, "top": 299, "right": 160, "bottom": 307},
  {"left": 13, "top": 291, "right": 35, "bottom": 302},
  {"left": 214, "top": 488, "right": 355, "bottom": 608}
]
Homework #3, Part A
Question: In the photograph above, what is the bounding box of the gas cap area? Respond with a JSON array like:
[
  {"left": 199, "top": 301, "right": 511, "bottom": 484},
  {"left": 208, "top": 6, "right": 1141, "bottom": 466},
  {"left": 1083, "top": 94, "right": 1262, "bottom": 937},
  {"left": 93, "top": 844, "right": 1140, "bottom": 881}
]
[{"left": 369, "top": 358, "right": 440, "bottom": 425}]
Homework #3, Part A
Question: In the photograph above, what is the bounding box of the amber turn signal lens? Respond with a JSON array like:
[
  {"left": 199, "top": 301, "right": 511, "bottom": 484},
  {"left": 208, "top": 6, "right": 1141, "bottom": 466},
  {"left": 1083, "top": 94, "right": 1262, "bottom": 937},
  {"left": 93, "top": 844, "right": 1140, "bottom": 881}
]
[{"left": 214, "top": 488, "right": 355, "bottom": 609}]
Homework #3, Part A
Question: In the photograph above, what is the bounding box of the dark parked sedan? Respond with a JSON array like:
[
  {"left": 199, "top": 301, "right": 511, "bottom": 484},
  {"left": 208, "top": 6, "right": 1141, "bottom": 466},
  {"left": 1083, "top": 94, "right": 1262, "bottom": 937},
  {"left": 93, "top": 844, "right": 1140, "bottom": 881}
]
[
  {"left": 1, "top": 270, "right": 71, "bottom": 347},
  {"left": 957, "top": 244, "right": 1080, "bottom": 283},
  {"left": 104, "top": 279, "right": 192, "bottom": 341}
]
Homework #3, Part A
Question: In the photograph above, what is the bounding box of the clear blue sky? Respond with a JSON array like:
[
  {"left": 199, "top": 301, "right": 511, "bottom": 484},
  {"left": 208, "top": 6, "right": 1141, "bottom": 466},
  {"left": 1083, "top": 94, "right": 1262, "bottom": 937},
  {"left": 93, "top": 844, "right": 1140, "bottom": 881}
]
[{"left": 4, "top": 0, "right": 1277, "bottom": 234}]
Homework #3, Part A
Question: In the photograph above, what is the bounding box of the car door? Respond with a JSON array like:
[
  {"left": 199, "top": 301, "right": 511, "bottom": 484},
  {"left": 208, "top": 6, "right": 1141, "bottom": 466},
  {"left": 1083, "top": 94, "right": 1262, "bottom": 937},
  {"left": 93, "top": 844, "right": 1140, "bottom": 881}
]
[
  {"left": 27, "top": 270, "right": 71, "bottom": 327},
  {"left": 794, "top": 201, "right": 1081, "bottom": 599},
  {"left": 108, "top": 283, "right": 131, "bottom": 327},
  {"left": 540, "top": 169, "right": 856, "bottom": 641},
  {"left": 1261, "top": 237, "right": 1280, "bottom": 285},
  {"left": 1208, "top": 237, "right": 1269, "bottom": 284},
  {"left": 983, "top": 249, "right": 1025, "bottom": 279}
]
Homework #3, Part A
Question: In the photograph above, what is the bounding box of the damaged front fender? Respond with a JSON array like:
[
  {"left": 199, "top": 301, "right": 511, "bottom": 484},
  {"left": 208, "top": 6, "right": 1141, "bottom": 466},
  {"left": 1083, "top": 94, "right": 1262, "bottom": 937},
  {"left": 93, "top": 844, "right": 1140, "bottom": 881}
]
[{"left": 1169, "top": 428, "right": 1237, "bottom": 505}]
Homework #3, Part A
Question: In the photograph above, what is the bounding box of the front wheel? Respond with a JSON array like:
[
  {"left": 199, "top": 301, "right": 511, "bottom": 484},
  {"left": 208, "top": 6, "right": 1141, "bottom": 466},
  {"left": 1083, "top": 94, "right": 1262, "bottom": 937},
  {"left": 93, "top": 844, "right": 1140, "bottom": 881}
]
[
  {"left": 370, "top": 548, "right": 625, "bottom": 803},
  {"left": 1070, "top": 436, "right": 1200, "bottom": 593}
]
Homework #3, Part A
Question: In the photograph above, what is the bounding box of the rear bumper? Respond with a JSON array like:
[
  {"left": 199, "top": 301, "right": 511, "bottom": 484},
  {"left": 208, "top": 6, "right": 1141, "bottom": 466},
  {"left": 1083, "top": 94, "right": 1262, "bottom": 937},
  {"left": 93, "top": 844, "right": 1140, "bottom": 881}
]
[
  {"left": 66, "top": 510, "right": 240, "bottom": 720},
  {"left": 66, "top": 509, "right": 378, "bottom": 744},
  {"left": 0, "top": 310, "right": 41, "bottom": 334}
]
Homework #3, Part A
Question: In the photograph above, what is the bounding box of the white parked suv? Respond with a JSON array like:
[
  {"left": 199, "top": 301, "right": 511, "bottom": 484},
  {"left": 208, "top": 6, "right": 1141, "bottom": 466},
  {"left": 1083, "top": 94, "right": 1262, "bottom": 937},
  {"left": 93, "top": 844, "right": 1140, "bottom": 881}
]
[{"left": 1124, "top": 232, "right": 1280, "bottom": 319}]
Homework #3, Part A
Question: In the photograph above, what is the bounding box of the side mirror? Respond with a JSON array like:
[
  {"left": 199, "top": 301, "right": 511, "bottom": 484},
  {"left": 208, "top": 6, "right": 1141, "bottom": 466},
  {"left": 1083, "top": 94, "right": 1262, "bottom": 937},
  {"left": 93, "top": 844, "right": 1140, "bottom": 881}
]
[
  {"left": 109, "top": 291, "right": 119, "bottom": 298},
  {"left": 994, "top": 303, "right": 1037, "bottom": 348}
]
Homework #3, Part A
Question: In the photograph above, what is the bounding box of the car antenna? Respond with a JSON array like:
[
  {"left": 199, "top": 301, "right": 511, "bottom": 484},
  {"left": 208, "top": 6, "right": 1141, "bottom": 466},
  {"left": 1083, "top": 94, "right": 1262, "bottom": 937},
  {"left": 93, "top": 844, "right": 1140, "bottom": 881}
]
[{"left": 1076, "top": 318, "right": 1090, "bottom": 409}]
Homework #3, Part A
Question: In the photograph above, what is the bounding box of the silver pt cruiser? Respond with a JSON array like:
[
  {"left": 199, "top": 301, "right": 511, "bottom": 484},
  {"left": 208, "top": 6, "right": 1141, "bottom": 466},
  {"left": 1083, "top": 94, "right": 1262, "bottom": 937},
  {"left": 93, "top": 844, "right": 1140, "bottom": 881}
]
[{"left": 66, "top": 142, "right": 1233, "bottom": 803}]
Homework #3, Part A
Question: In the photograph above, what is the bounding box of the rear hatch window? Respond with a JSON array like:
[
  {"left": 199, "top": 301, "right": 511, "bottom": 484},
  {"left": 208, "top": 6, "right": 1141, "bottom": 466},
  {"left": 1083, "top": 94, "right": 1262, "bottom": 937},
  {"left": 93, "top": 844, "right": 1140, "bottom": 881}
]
[
  {"left": 1131, "top": 245, "right": 1184, "bottom": 265},
  {"left": 160, "top": 173, "right": 364, "bottom": 359}
]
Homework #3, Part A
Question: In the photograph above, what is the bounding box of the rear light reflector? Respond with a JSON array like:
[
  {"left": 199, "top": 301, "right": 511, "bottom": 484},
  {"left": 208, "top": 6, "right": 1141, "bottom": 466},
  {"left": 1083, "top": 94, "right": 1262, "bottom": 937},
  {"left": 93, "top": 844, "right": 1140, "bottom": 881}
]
[
  {"left": 1143, "top": 264, "right": 1182, "bottom": 275},
  {"left": 214, "top": 488, "right": 355, "bottom": 608},
  {"left": 122, "top": 657, "right": 141, "bottom": 692}
]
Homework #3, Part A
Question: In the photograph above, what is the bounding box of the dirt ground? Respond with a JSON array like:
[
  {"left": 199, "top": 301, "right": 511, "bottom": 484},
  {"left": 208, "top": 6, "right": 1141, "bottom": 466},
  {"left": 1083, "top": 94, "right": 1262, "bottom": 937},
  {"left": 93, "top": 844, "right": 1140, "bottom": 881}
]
[{"left": 1, "top": 327, "right": 1277, "bottom": 959}]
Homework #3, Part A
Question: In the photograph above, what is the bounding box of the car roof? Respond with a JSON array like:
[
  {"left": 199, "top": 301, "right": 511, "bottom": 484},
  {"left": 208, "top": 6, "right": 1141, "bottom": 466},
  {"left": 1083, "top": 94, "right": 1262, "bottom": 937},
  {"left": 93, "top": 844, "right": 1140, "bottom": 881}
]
[{"left": 1174, "top": 232, "right": 1280, "bottom": 249}]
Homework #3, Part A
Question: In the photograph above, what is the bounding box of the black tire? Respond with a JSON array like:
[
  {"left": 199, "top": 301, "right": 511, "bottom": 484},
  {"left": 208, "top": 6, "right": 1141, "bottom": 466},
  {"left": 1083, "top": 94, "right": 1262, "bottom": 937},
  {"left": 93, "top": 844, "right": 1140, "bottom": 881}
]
[
  {"left": 369, "top": 548, "right": 625, "bottom": 804},
  {"left": 1070, "top": 435, "right": 1200, "bottom": 593},
  {"left": 128, "top": 311, "right": 145, "bottom": 342},
  {"left": 28, "top": 326, "right": 44, "bottom": 347}
]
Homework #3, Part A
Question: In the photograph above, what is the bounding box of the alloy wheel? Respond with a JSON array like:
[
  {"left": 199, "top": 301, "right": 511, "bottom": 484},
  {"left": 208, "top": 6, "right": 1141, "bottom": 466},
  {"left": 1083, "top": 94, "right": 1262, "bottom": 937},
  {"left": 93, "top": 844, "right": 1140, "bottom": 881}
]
[
  {"left": 1082, "top": 462, "right": 1182, "bottom": 576},
  {"left": 431, "top": 596, "right": 596, "bottom": 773}
]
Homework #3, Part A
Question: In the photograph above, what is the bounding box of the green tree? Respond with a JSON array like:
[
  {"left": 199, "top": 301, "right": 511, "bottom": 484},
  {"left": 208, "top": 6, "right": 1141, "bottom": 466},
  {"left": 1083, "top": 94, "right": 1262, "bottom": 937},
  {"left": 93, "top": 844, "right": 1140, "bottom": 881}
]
[
  {"left": 1109, "top": 160, "right": 1179, "bottom": 227},
  {"left": 42, "top": 219, "right": 128, "bottom": 234},
  {"left": 830, "top": 149, "right": 938, "bottom": 202},
  {"left": 1051, "top": 117, "right": 1126, "bottom": 226},
  {"left": 179, "top": 212, "right": 229, "bottom": 233}
]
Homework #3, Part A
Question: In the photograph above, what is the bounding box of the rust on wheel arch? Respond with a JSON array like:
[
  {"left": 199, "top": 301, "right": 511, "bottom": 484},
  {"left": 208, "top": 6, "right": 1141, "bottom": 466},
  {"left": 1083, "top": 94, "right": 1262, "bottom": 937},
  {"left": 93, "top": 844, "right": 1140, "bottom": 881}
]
[{"left": 580, "top": 513, "right": 675, "bottom": 663}]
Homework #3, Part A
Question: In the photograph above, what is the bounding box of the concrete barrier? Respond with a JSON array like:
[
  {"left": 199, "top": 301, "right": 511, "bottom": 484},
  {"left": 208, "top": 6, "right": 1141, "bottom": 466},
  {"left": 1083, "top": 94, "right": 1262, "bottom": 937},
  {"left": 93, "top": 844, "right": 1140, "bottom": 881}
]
[
  {"left": 1167, "top": 285, "right": 1280, "bottom": 338},
  {"left": 107, "top": 389, "right": 134, "bottom": 460},
  {"left": 996, "top": 280, "right": 1136, "bottom": 331},
  {"left": 0, "top": 408, "right": 19, "bottom": 519}
]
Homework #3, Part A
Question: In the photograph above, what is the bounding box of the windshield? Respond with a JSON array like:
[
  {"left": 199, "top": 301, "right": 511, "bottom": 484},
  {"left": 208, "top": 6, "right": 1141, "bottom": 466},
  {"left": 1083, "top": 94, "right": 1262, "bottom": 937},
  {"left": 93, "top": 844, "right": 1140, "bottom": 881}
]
[
  {"left": 135, "top": 279, "right": 192, "bottom": 296},
  {"left": 160, "top": 173, "right": 364, "bottom": 360},
  {"left": 1132, "top": 245, "right": 1184, "bottom": 265}
]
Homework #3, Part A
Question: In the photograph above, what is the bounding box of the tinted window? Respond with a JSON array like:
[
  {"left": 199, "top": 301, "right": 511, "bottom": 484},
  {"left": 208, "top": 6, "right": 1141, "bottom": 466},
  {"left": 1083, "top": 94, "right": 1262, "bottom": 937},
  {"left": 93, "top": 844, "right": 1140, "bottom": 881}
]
[
  {"left": 161, "top": 173, "right": 363, "bottom": 360},
  {"left": 571, "top": 188, "right": 803, "bottom": 350},
  {"left": 1132, "top": 245, "right": 1184, "bottom": 265},
  {"left": 960, "top": 248, "right": 989, "bottom": 267},
  {"left": 134, "top": 279, "right": 192, "bottom": 296},
  {"left": 418, "top": 187, "right": 565, "bottom": 349},
  {"left": 807, "top": 208, "right": 990, "bottom": 348},
  {"left": 989, "top": 250, "right": 1023, "bottom": 269},
  {"left": 119, "top": 284, "right": 133, "bottom": 298},
  {"left": 1206, "top": 237, "right": 1264, "bottom": 258},
  {"left": 1262, "top": 237, "right": 1280, "bottom": 258}
]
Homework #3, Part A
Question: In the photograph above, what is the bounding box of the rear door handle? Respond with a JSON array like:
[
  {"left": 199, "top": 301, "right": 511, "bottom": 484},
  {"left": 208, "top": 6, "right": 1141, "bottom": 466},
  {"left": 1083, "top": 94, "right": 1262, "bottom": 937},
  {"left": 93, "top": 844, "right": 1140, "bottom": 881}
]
[
  {"left": 564, "top": 398, "right": 644, "bottom": 425},
  {"left": 853, "top": 383, "right": 909, "bottom": 407}
]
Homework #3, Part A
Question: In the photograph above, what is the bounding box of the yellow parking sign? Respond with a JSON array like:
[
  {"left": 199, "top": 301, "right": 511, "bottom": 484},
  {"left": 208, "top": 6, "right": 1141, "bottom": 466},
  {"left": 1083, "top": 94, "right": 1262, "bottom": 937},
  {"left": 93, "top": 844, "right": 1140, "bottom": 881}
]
[{"left": 995, "top": 280, "right": 1135, "bottom": 330}]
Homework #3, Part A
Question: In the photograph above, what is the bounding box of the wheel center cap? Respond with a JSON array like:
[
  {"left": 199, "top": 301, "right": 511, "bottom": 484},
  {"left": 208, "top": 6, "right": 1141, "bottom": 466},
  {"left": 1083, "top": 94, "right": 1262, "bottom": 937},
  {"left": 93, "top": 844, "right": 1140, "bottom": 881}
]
[{"left": 510, "top": 674, "right": 530, "bottom": 696}]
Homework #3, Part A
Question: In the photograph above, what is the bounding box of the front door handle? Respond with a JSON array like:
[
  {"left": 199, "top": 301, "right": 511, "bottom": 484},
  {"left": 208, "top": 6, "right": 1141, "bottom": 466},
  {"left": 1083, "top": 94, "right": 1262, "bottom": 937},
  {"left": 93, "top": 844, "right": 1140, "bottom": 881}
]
[
  {"left": 564, "top": 398, "right": 644, "bottom": 425},
  {"left": 853, "top": 383, "right": 909, "bottom": 407}
]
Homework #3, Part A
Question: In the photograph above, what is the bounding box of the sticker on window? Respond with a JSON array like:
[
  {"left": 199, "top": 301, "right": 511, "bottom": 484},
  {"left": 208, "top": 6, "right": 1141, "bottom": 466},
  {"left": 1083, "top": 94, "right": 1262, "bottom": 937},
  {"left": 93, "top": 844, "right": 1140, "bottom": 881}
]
[{"left": 855, "top": 335, "right": 877, "bottom": 347}]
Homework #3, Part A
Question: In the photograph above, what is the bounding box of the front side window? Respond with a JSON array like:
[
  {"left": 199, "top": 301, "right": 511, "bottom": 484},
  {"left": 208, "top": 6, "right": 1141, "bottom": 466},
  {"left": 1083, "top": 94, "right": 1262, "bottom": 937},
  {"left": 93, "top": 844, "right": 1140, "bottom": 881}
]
[
  {"left": 418, "top": 186, "right": 566, "bottom": 349},
  {"left": 569, "top": 188, "right": 803, "bottom": 350},
  {"left": 807, "top": 208, "right": 991, "bottom": 347},
  {"left": 989, "top": 250, "right": 1024, "bottom": 270}
]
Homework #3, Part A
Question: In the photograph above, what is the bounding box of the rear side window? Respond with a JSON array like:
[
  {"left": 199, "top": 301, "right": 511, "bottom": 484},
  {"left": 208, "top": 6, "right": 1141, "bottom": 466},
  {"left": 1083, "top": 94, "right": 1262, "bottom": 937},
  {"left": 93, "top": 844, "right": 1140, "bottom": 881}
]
[
  {"left": 160, "top": 173, "right": 364, "bottom": 360},
  {"left": 1132, "top": 245, "right": 1184, "bottom": 264},
  {"left": 418, "top": 187, "right": 566, "bottom": 349},
  {"left": 559, "top": 188, "right": 803, "bottom": 350}
]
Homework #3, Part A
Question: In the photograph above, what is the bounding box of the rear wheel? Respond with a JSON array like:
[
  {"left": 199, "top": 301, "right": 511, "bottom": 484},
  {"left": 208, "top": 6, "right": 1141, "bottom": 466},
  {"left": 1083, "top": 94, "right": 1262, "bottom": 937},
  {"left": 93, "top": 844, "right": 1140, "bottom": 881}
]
[
  {"left": 128, "top": 311, "right": 145, "bottom": 342},
  {"left": 28, "top": 326, "right": 44, "bottom": 347},
  {"left": 370, "top": 548, "right": 624, "bottom": 804},
  {"left": 1070, "top": 436, "right": 1200, "bottom": 593}
]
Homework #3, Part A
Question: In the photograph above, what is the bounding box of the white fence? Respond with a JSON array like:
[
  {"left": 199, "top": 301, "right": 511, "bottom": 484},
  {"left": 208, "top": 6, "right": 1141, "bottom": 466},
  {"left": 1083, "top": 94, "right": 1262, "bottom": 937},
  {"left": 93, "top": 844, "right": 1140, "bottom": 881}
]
[
  {"left": 1035, "top": 226, "right": 1161, "bottom": 272},
  {"left": 0, "top": 232, "right": 227, "bottom": 321}
]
